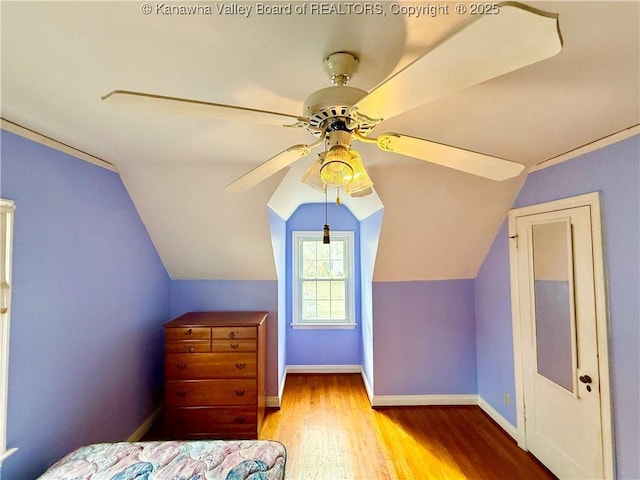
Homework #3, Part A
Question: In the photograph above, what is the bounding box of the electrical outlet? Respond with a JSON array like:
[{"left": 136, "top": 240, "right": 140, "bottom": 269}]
[{"left": 503, "top": 393, "right": 510, "bottom": 406}]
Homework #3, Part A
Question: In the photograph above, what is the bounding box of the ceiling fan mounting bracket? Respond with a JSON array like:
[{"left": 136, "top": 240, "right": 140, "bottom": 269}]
[{"left": 322, "top": 51, "right": 359, "bottom": 86}]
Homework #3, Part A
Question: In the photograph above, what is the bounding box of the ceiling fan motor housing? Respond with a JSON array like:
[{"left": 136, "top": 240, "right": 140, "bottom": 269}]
[
  {"left": 303, "top": 86, "right": 376, "bottom": 136},
  {"left": 325, "top": 122, "right": 352, "bottom": 150}
]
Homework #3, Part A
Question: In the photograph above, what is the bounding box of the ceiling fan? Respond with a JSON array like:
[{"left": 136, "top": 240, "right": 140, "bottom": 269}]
[{"left": 102, "top": 2, "right": 562, "bottom": 196}]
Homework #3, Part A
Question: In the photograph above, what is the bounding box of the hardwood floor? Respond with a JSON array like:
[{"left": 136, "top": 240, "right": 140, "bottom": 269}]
[
  {"left": 259, "top": 374, "right": 557, "bottom": 480},
  {"left": 144, "top": 373, "right": 556, "bottom": 479}
]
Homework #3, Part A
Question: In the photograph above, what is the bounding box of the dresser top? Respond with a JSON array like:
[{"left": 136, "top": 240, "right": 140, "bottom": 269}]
[{"left": 164, "top": 311, "right": 268, "bottom": 328}]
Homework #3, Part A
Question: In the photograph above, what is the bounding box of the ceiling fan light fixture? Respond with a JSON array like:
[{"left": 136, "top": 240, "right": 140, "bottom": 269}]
[
  {"left": 301, "top": 155, "right": 327, "bottom": 192},
  {"left": 320, "top": 145, "right": 354, "bottom": 186},
  {"left": 344, "top": 150, "right": 373, "bottom": 194}
]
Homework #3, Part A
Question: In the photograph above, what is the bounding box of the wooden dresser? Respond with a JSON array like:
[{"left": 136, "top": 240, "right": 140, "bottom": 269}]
[{"left": 163, "top": 311, "right": 267, "bottom": 439}]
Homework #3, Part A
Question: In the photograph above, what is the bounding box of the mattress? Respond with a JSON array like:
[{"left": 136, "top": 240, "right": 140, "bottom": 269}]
[{"left": 37, "top": 439, "right": 287, "bottom": 480}]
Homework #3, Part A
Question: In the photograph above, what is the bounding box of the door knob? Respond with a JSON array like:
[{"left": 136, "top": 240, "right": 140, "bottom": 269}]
[{"left": 579, "top": 375, "right": 592, "bottom": 384}]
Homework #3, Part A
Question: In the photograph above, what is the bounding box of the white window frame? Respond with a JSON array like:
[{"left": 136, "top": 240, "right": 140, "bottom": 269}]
[
  {"left": 0, "top": 199, "right": 17, "bottom": 464},
  {"left": 292, "top": 230, "right": 356, "bottom": 329}
]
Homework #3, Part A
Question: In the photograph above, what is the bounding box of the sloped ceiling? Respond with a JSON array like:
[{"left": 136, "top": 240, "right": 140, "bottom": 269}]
[{"left": 1, "top": 1, "right": 638, "bottom": 280}]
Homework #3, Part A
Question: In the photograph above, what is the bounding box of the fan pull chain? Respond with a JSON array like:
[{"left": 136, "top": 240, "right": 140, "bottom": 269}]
[
  {"left": 336, "top": 186, "right": 342, "bottom": 205},
  {"left": 323, "top": 188, "right": 330, "bottom": 244}
]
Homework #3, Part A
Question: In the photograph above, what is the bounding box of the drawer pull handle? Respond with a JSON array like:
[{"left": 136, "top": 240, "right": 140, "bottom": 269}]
[
  {"left": 176, "top": 391, "right": 187, "bottom": 397},
  {"left": 229, "top": 332, "right": 236, "bottom": 339},
  {"left": 188, "top": 346, "right": 196, "bottom": 353},
  {"left": 176, "top": 363, "right": 187, "bottom": 370},
  {"left": 234, "top": 416, "right": 245, "bottom": 423},
  {"left": 184, "top": 328, "right": 192, "bottom": 336},
  {"left": 235, "top": 363, "right": 246, "bottom": 370},
  {"left": 234, "top": 389, "right": 246, "bottom": 397},
  {"left": 230, "top": 343, "right": 239, "bottom": 349}
]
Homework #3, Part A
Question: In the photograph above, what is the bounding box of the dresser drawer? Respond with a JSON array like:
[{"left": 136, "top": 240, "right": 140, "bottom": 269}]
[
  {"left": 165, "top": 379, "right": 256, "bottom": 406},
  {"left": 211, "top": 339, "right": 256, "bottom": 353},
  {"left": 165, "top": 353, "right": 256, "bottom": 379},
  {"left": 165, "top": 340, "right": 210, "bottom": 354},
  {"left": 165, "top": 413, "right": 257, "bottom": 439},
  {"left": 164, "top": 406, "right": 257, "bottom": 432},
  {"left": 212, "top": 326, "right": 256, "bottom": 340},
  {"left": 166, "top": 327, "right": 210, "bottom": 341}
]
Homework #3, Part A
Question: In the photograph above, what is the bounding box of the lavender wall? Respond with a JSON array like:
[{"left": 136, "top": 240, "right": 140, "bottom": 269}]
[
  {"left": 373, "top": 280, "right": 477, "bottom": 395},
  {"left": 0, "top": 130, "right": 170, "bottom": 480},
  {"left": 285, "top": 203, "right": 362, "bottom": 366},
  {"left": 475, "top": 221, "right": 517, "bottom": 423},
  {"left": 169, "top": 279, "right": 279, "bottom": 397},
  {"left": 475, "top": 135, "right": 640, "bottom": 478}
]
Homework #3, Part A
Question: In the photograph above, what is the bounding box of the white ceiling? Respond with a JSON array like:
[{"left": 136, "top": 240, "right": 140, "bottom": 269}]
[{"left": 1, "top": 1, "right": 638, "bottom": 280}]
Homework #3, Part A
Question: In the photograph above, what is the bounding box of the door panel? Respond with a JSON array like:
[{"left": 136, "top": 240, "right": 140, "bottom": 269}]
[{"left": 516, "top": 206, "right": 604, "bottom": 479}]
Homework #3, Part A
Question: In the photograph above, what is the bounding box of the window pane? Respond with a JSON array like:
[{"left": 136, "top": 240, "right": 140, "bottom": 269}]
[
  {"left": 302, "top": 260, "right": 316, "bottom": 278},
  {"left": 302, "top": 300, "right": 316, "bottom": 320},
  {"left": 317, "top": 243, "right": 331, "bottom": 260},
  {"left": 331, "top": 242, "right": 344, "bottom": 259},
  {"left": 302, "top": 241, "right": 317, "bottom": 260},
  {"left": 331, "top": 281, "right": 345, "bottom": 299},
  {"left": 331, "top": 260, "right": 344, "bottom": 278},
  {"left": 316, "top": 300, "right": 331, "bottom": 319},
  {"left": 316, "top": 281, "right": 331, "bottom": 299},
  {"left": 317, "top": 260, "right": 331, "bottom": 278},
  {"left": 331, "top": 300, "right": 346, "bottom": 319},
  {"left": 302, "top": 281, "right": 316, "bottom": 300}
]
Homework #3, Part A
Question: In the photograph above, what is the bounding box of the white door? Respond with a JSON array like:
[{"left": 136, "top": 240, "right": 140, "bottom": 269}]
[{"left": 511, "top": 197, "right": 611, "bottom": 479}]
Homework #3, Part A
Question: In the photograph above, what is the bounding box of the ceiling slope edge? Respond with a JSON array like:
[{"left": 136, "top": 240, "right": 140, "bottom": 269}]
[
  {"left": 1, "top": 118, "right": 118, "bottom": 173},
  {"left": 530, "top": 124, "right": 640, "bottom": 173}
]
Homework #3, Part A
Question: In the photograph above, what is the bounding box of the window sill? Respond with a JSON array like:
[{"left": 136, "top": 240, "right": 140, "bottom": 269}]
[{"left": 291, "top": 323, "right": 357, "bottom": 330}]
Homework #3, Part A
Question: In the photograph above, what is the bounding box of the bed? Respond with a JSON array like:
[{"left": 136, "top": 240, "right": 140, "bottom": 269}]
[{"left": 37, "top": 439, "right": 287, "bottom": 480}]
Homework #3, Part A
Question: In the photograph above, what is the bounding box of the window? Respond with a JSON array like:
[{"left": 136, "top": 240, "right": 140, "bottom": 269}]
[
  {"left": 0, "top": 199, "right": 16, "bottom": 463},
  {"left": 292, "top": 231, "right": 355, "bottom": 329}
]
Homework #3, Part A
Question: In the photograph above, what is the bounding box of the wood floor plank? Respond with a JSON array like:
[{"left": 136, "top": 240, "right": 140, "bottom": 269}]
[{"left": 260, "top": 374, "right": 557, "bottom": 480}]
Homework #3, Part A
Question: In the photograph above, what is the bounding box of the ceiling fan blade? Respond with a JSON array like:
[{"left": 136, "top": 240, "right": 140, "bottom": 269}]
[
  {"left": 102, "top": 90, "right": 307, "bottom": 127},
  {"left": 225, "top": 144, "right": 314, "bottom": 192},
  {"left": 353, "top": 3, "right": 562, "bottom": 122},
  {"left": 377, "top": 133, "right": 524, "bottom": 181}
]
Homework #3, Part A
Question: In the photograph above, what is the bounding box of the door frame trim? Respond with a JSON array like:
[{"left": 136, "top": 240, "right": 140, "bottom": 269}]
[{"left": 508, "top": 192, "right": 614, "bottom": 479}]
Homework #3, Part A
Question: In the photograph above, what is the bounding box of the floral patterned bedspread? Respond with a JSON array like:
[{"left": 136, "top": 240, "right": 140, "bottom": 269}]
[{"left": 37, "top": 440, "right": 287, "bottom": 480}]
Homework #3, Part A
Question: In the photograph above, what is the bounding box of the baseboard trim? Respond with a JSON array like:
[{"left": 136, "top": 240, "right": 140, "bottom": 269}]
[
  {"left": 372, "top": 393, "right": 478, "bottom": 407},
  {"left": 127, "top": 406, "right": 163, "bottom": 442},
  {"left": 360, "top": 369, "right": 374, "bottom": 404},
  {"left": 477, "top": 396, "right": 519, "bottom": 441},
  {"left": 286, "top": 364, "right": 362, "bottom": 374},
  {"left": 278, "top": 368, "right": 287, "bottom": 406},
  {"left": 0, "top": 448, "right": 18, "bottom": 466}
]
